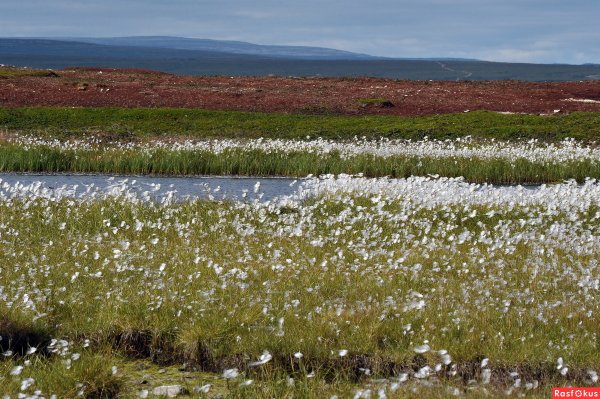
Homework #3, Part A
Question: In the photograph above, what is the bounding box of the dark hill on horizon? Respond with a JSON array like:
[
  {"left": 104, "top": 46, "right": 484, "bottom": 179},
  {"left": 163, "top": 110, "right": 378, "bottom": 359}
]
[
  {"left": 64, "top": 36, "right": 379, "bottom": 60},
  {"left": 1, "top": 38, "right": 599, "bottom": 81}
]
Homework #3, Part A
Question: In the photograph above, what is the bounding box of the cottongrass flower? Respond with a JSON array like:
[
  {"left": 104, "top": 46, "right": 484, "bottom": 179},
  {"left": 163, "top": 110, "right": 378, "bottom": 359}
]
[
  {"left": 193, "top": 384, "right": 211, "bottom": 394},
  {"left": 414, "top": 343, "right": 430, "bottom": 354},
  {"left": 481, "top": 369, "right": 492, "bottom": 384},
  {"left": 414, "top": 366, "right": 431, "bottom": 379},
  {"left": 249, "top": 350, "right": 272, "bottom": 367},
  {"left": 20, "top": 378, "right": 35, "bottom": 391},
  {"left": 438, "top": 350, "right": 452, "bottom": 365},
  {"left": 222, "top": 368, "right": 239, "bottom": 379}
]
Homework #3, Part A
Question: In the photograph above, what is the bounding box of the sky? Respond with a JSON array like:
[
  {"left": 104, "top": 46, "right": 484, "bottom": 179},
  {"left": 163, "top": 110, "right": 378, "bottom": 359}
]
[{"left": 0, "top": 0, "right": 598, "bottom": 64}]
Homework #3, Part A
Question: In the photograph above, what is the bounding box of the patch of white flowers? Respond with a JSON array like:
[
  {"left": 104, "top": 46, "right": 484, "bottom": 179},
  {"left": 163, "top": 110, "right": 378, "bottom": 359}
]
[
  {"left": 1, "top": 338, "right": 81, "bottom": 399},
  {"left": 1, "top": 174, "right": 599, "bottom": 396},
  {"left": 8, "top": 135, "right": 600, "bottom": 164}
]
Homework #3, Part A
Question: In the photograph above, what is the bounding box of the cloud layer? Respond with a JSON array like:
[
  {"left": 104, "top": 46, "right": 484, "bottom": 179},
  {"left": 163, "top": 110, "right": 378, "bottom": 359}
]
[{"left": 1, "top": 0, "right": 598, "bottom": 63}]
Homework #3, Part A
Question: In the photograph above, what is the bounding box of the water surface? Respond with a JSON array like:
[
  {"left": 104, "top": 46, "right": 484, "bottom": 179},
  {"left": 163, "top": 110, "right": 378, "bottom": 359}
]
[
  {"left": 0, "top": 173, "right": 555, "bottom": 204},
  {"left": 0, "top": 173, "right": 300, "bottom": 202}
]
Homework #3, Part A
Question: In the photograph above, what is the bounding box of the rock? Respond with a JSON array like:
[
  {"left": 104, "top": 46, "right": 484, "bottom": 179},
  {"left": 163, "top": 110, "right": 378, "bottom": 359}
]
[{"left": 152, "top": 385, "right": 188, "bottom": 397}]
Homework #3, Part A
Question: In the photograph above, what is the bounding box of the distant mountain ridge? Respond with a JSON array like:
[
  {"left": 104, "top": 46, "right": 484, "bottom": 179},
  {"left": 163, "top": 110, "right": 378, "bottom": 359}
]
[
  {"left": 1, "top": 37, "right": 599, "bottom": 81},
  {"left": 36, "top": 36, "right": 381, "bottom": 60},
  {"left": 0, "top": 38, "right": 270, "bottom": 60}
]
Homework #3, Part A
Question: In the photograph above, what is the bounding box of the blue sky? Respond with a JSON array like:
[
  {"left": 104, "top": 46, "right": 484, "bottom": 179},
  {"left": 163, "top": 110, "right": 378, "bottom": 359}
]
[{"left": 0, "top": 0, "right": 598, "bottom": 64}]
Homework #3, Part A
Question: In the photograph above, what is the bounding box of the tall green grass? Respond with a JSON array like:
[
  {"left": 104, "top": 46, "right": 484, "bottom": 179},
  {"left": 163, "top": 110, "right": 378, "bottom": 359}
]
[
  {"left": 0, "top": 144, "right": 597, "bottom": 184},
  {"left": 1, "top": 107, "right": 600, "bottom": 141}
]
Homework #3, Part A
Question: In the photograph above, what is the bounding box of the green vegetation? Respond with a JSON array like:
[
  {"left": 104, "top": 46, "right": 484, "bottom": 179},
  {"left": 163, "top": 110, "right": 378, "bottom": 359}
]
[
  {"left": 0, "top": 355, "right": 563, "bottom": 398},
  {"left": 1, "top": 103, "right": 599, "bottom": 396},
  {"left": 0, "top": 144, "right": 597, "bottom": 183},
  {"left": 1, "top": 107, "right": 600, "bottom": 141},
  {"left": 0, "top": 66, "right": 58, "bottom": 78},
  {"left": 0, "top": 355, "right": 123, "bottom": 397},
  {"left": 1, "top": 190, "right": 598, "bottom": 397},
  {"left": 357, "top": 98, "right": 394, "bottom": 108}
]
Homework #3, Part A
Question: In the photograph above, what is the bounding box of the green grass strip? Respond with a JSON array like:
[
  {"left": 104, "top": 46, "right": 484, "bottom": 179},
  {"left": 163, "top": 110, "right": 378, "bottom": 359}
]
[
  {"left": 0, "top": 67, "right": 59, "bottom": 78},
  {"left": 1, "top": 145, "right": 597, "bottom": 184},
  {"left": 1, "top": 107, "right": 600, "bottom": 141}
]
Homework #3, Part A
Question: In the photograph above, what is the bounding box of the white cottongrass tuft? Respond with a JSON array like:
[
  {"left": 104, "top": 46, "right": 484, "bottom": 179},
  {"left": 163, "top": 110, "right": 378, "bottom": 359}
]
[
  {"left": 222, "top": 368, "right": 240, "bottom": 379},
  {"left": 249, "top": 350, "right": 273, "bottom": 367},
  {"left": 414, "top": 366, "right": 431, "bottom": 379},
  {"left": 481, "top": 369, "right": 492, "bottom": 384},
  {"left": 414, "top": 344, "right": 430, "bottom": 354},
  {"left": 20, "top": 378, "right": 35, "bottom": 391}
]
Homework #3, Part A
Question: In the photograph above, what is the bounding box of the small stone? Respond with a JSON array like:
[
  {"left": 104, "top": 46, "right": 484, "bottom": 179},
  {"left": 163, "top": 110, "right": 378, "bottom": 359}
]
[{"left": 152, "top": 385, "right": 187, "bottom": 397}]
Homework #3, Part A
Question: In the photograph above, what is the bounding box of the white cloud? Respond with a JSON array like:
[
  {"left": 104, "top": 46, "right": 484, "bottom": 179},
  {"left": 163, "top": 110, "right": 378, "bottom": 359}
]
[
  {"left": 0, "top": 0, "right": 599, "bottom": 63},
  {"left": 476, "top": 48, "right": 555, "bottom": 63}
]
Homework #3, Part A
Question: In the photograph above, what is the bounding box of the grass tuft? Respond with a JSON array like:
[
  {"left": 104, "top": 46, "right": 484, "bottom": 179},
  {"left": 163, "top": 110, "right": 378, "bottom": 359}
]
[{"left": 357, "top": 98, "right": 395, "bottom": 108}]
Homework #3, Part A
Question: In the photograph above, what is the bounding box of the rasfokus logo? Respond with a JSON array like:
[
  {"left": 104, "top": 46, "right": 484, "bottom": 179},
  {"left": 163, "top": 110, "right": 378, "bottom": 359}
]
[{"left": 553, "top": 388, "right": 600, "bottom": 398}]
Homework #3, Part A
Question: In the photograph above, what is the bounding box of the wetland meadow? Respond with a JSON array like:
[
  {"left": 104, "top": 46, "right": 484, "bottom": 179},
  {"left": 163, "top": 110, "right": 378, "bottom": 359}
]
[{"left": 1, "top": 76, "right": 599, "bottom": 398}]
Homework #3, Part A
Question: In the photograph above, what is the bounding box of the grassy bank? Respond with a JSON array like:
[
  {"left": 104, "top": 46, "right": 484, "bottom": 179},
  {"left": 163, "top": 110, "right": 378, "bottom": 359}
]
[
  {"left": 1, "top": 144, "right": 598, "bottom": 183},
  {"left": 0, "top": 66, "right": 58, "bottom": 78},
  {"left": 2, "top": 107, "right": 600, "bottom": 141},
  {"left": 1, "top": 178, "right": 598, "bottom": 397}
]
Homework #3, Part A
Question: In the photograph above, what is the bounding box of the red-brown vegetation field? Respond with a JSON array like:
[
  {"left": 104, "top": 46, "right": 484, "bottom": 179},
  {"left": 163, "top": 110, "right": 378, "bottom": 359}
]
[{"left": 1, "top": 67, "right": 600, "bottom": 115}]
